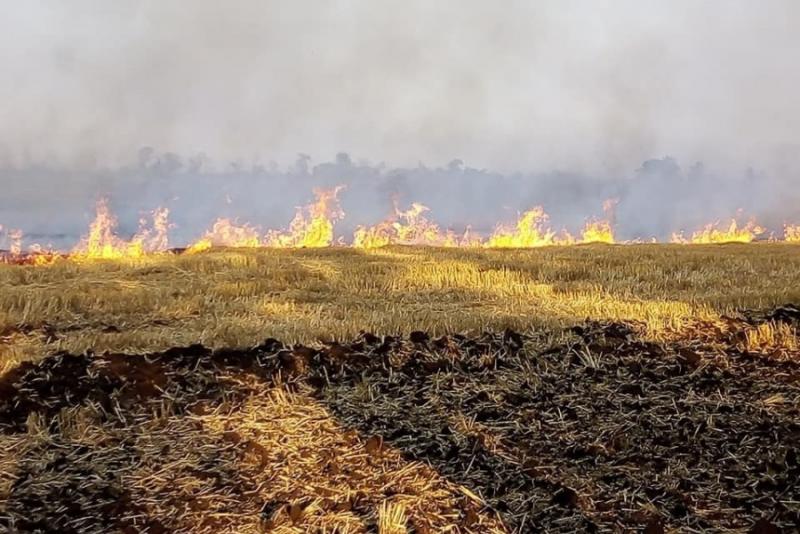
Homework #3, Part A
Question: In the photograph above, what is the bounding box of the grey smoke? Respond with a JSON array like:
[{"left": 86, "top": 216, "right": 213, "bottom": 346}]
[
  {"left": 0, "top": 1, "right": 799, "bottom": 246},
  {"left": 0, "top": 153, "right": 796, "bottom": 248}
]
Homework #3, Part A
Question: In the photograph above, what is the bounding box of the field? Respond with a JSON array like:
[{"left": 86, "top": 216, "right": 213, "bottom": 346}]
[
  {"left": 4, "top": 244, "right": 800, "bottom": 369},
  {"left": 1, "top": 244, "right": 800, "bottom": 532}
]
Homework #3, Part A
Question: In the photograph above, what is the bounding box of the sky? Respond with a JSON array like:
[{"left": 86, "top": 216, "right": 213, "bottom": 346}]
[{"left": 1, "top": 0, "right": 798, "bottom": 173}]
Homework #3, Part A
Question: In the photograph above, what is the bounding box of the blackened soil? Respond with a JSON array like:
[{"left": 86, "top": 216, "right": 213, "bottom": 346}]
[{"left": 1, "top": 315, "right": 799, "bottom": 532}]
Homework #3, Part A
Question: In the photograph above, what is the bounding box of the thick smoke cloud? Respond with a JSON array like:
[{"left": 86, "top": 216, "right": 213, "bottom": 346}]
[{"left": 0, "top": 1, "right": 799, "bottom": 246}]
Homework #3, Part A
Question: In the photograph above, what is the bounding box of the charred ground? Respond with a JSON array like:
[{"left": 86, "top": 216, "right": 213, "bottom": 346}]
[{"left": 1, "top": 307, "right": 799, "bottom": 532}]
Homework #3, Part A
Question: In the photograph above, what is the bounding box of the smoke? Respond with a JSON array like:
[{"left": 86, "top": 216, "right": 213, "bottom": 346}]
[
  {"left": 0, "top": 152, "right": 797, "bottom": 248},
  {"left": 1, "top": 1, "right": 799, "bottom": 245}
]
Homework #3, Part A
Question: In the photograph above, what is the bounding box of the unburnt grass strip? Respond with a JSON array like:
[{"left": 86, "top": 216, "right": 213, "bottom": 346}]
[{"left": 0, "top": 308, "right": 799, "bottom": 532}]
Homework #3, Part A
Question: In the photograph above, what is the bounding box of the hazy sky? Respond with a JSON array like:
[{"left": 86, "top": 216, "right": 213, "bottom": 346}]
[{"left": 1, "top": 1, "right": 798, "bottom": 173}]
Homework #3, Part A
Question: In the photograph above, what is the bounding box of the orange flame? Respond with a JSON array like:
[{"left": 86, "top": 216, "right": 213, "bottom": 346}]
[
  {"left": 7, "top": 228, "right": 22, "bottom": 256},
  {"left": 266, "top": 187, "right": 344, "bottom": 248},
  {"left": 486, "top": 207, "right": 559, "bottom": 248},
  {"left": 72, "top": 199, "right": 171, "bottom": 259},
  {"left": 353, "top": 202, "right": 460, "bottom": 248},
  {"left": 187, "top": 218, "right": 262, "bottom": 253},
  {"left": 354, "top": 202, "right": 473, "bottom": 248},
  {"left": 486, "top": 200, "right": 615, "bottom": 247},
  {"left": 138, "top": 207, "right": 171, "bottom": 252},
  {"left": 785, "top": 224, "right": 800, "bottom": 243},
  {"left": 7, "top": 190, "right": 800, "bottom": 265},
  {"left": 580, "top": 198, "right": 616, "bottom": 244},
  {"left": 580, "top": 220, "right": 615, "bottom": 244},
  {"left": 29, "top": 243, "right": 59, "bottom": 265},
  {"left": 187, "top": 187, "right": 345, "bottom": 252},
  {"left": 1, "top": 225, "right": 59, "bottom": 265},
  {"left": 1, "top": 225, "right": 24, "bottom": 259},
  {"left": 671, "top": 218, "right": 764, "bottom": 244}
]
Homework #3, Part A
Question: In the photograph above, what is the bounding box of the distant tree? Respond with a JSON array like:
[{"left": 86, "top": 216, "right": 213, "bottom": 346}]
[
  {"left": 294, "top": 153, "right": 311, "bottom": 175},
  {"left": 186, "top": 153, "right": 207, "bottom": 173},
  {"left": 336, "top": 152, "right": 352, "bottom": 166},
  {"left": 448, "top": 159, "right": 464, "bottom": 171},
  {"left": 137, "top": 146, "right": 156, "bottom": 169},
  {"left": 161, "top": 152, "right": 183, "bottom": 174}
]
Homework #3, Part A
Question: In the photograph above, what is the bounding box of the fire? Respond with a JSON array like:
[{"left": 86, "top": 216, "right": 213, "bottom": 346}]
[
  {"left": 354, "top": 202, "right": 468, "bottom": 248},
  {"left": 187, "top": 218, "right": 262, "bottom": 253},
  {"left": 671, "top": 218, "right": 764, "bottom": 244},
  {"left": 353, "top": 222, "right": 392, "bottom": 249},
  {"left": 187, "top": 187, "right": 345, "bottom": 252},
  {"left": 580, "top": 198, "right": 616, "bottom": 244},
  {"left": 389, "top": 203, "right": 440, "bottom": 245},
  {"left": 7, "top": 228, "right": 22, "bottom": 256},
  {"left": 785, "top": 225, "right": 800, "bottom": 243},
  {"left": 486, "top": 201, "right": 615, "bottom": 247},
  {"left": 580, "top": 220, "right": 615, "bottom": 244},
  {"left": 267, "top": 187, "right": 344, "bottom": 248},
  {"left": 0, "top": 225, "right": 59, "bottom": 265},
  {"left": 486, "top": 207, "right": 558, "bottom": 248},
  {"left": 29, "top": 248, "right": 59, "bottom": 265},
  {"left": 458, "top": 226, "right": 483, "bottom": 247},
  {"left": 140, "top": 207, "right": 171, "bottom": 252},
  {"left": 1, "top": 225, "right": 22, "bottom": 256},
  {"left": 4, "top": 190, "right": 800, "bottom": 264},
  {"left": 72, "top": 199, "right": 171, "bottom": 260},
  {"left": 74, "top": 198, "right": 130, "bottom": 259}
]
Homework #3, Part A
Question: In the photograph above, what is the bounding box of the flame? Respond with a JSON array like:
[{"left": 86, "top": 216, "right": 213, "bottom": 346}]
[
  {"left": 187, "top": 218, "right": 262, "bottom": 253},
  {"left": 7, "top": 228, "right": 22, "bottom": 256},
  {"left": 266, "top": 187, "right": 344, "bottom": 248},
  {"left": 72, "top": 199, "right": 171, "bottom": 259},
  {"left": 486, "top": 207, "right": 558, "bottom": 248},
  {"left": 1, "top": 225, "right": 58, "bottom": 265},
  {"left": 580, "top": 198, "right": 616, "bottom": 244},
  {"left": 486, "top": 201, "right": 615, "bottom": 247},
  {"left": 785, "top": 225, "right": 800, "bottom": 243},
  {"left": 76, "top": 198, "right": 129, "bottom": 258},
  {"left": 671, "top": 218, "right": 764, "bottom": 244},
  {"left": 580, "top": 220, "right": 615, "bottom": 244},
  {"left": 353, "top": 222, "right": 392, "bottom": 248},
  {"left": 29, "top": 244, "right": 59, "bottom": 265},
  {"left": 354, "top": 202, "right": 472, "bottom": 248},
  {"left": 459, "top": 226, "right": 483, "bottom": 247},
  {"left": 137, "top": 207, "right": 171, "bottom": 252},
  {"left": 6, "top": 190, "right": 800, "bottom": 265},
  {"left": 186, "top": 239, "right": 213, "bottom": 254},
  {"left": 187, "top": 187, "right": 345, "bottom": 252},
  {"left": 1, "top": 225, "right": 23, "bottom": 259}
]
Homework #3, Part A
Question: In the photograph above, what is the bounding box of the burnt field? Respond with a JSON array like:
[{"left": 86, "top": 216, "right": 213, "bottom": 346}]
[
  {"left": 1, "top": 245, "right": 800, "bottom": 532},
  {"left": 1, "top": 308, "right": 799, "bottom": 532}
]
